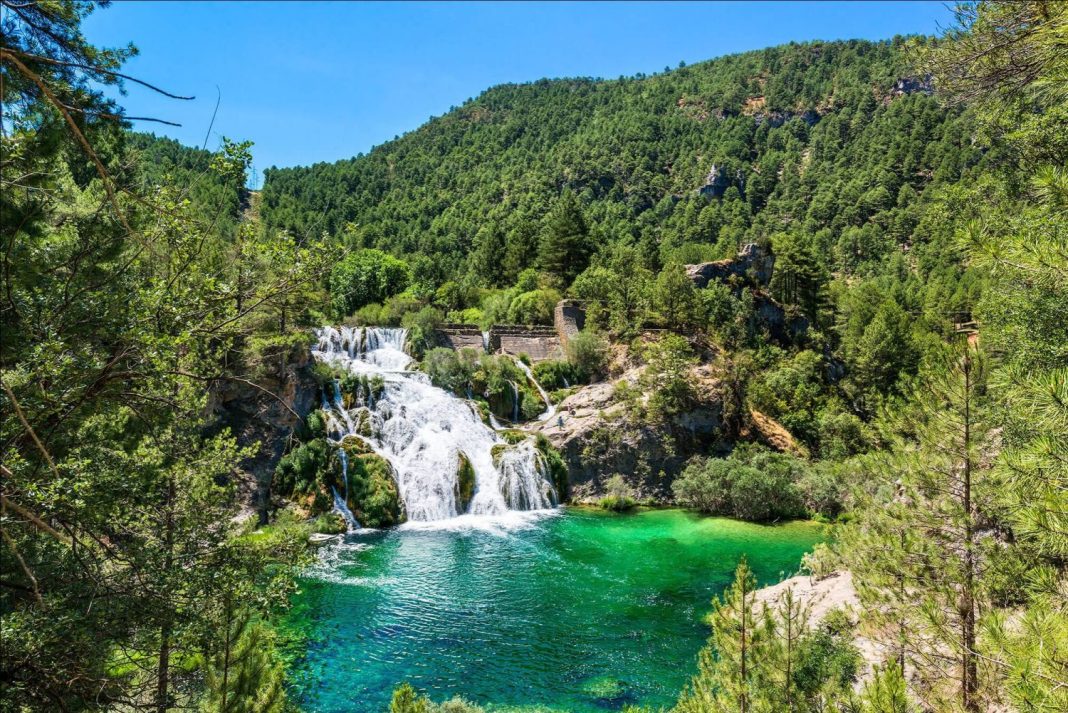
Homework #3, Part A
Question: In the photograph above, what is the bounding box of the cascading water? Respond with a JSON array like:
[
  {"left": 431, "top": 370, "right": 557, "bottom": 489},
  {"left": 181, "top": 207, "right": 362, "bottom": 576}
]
[
  {"left": 313, "top": 326, "right": 557, "bottom": 522},
  {"left": 513, "top": 358, "right": 556, "bottom": 422}
]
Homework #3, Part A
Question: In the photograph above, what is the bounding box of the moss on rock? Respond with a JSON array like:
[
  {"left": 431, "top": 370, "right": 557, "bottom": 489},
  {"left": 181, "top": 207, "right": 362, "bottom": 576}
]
[
  {"left": 535, "top": 434, "right": 569, "bottom": 502},
  {"left": 340, "top": 434, "right": 373, "bottom": 456},
  {"left": 455, "top": 452, "right": 476, "bottom": 512},
  {"left": 346, "top": 453, "right": 404, "bottom": 528}
]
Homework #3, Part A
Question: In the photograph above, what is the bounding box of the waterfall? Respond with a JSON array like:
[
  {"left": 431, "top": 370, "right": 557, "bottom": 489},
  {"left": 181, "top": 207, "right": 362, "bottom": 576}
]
[
  {"left": 313, "top": 326, "right": 557, "bottom": 522},
  {"left": 510, "top": 381, "right": 520, "bottom": 422},
  {"left": 513, "top": 358, "right": 556, "bottom": 422}
]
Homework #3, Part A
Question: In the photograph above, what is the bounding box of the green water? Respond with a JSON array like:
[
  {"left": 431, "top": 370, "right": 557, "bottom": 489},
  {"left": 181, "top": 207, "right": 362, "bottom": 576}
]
[{"left": 284, "top": 508, "right": 823, "bottom": 712}]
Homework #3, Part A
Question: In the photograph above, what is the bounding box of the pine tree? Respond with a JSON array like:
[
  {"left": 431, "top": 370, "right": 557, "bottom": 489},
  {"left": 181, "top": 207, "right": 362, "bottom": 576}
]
[
  {"left": 676, "top": 558, "right": 766, "bottom": 713},
  {"left": 857, "top": 665, "right": 916, "bottom": 713},
  {"left": 652, "top": 264, "right": 701, "bottom": 332},
  {"left": 538, "top": 190, "right": 591, "bottom": 286},
  {"left": 847, "top": 346, "right": 993, "bottom": 711},
  {"left": 766, "top": 586, "right": 808, "bottom": 712},
  {"left": 201, "top": 606, "right": 287, "bottom": 713}
]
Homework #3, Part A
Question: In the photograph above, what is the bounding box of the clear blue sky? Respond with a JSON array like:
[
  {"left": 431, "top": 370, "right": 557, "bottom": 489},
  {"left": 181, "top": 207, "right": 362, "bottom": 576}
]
[{"left": 82, "top": 1, "right": 955, "bottom": 185}]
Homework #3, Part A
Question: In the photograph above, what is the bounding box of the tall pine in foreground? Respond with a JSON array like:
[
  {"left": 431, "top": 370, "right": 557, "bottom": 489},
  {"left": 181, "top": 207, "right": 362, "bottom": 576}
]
[
  {"left": 676, "top": 558, "right": 764, "bottom": 713},
  {"left": 920, "top": 2, "right": 1068, "bottom": 708},
  {"left": 847, "top": 346, "right": 994, "bottom": 711}
]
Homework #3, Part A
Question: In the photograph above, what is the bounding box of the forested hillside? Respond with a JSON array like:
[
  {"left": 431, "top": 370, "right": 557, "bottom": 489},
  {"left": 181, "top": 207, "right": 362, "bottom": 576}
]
[
  {"left": 3, "top": 1, "right": 1065, "bottom": 712},
  {"left": 261, "top": 38, "right": 983, "bottom": 292}
]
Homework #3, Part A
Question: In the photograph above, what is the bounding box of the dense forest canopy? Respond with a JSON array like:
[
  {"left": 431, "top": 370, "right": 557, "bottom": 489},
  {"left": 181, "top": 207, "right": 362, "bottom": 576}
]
[
  {"left": 260, "top": 37, "right": 984, "bottom": 293},
  {"left": 2, "top": 1, "right": 1066, "bottom": 711}
]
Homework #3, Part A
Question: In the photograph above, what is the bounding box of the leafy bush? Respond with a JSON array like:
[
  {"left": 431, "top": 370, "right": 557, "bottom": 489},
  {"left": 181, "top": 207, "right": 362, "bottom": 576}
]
[
  {"left": 329, "top": 249, "right": 410, "bottom": 318},
  {"left": 673, "top": 445, "right": 811, "bottom": 522},
  {"left": 245, "top": 331, "right": 314, "bottom": 375},
  {"left": 640, "top": 334, "right": 697, "bottom": 420},
  {"left": 401, "top": 305, "right": 444, "bottom": 358},
  {"left": 598, "top": 474, "right": 637, "bottom": 511},
  {"left": 346, "top": 453, "right": 403, "bottom": 528},
  {"left": 313, "top": 513, "right": 347, "bottom": 535},
  {"left": 506, "top": 288, "right": 560, "bottom": 325},
  {"left": 273, "top": 438, "right": 332, "bottom": 498},
  {"left": 532, "top": 359, "right": 582, "bottom": 389},
  {"left": 566, "top": 330, "right": 609, "bottom": 381},
  {"left": 535, "top": 434, "right": 569, "bottom": 500},
  {"left": 423, "top": 347, "right": 479, "bottom": 394}
]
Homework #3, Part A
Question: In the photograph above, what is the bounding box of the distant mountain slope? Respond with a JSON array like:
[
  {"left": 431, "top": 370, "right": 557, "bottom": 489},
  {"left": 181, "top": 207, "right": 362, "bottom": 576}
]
[{"left": 260, "top": 38, "right": 988, "bottom": 285}]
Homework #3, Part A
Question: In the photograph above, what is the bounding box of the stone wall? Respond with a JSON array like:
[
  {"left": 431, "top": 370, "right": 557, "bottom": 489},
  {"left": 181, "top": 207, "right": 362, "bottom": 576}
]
[
  {"left": 491, "top": 325, "right": 563, "bottom": 362},
  {"left": 435, "top": 324, "right": 486, "bottom": 352},
  {"left": 554, "top": 299, "right": 586, "bottom": 350},
  {"left": 432, "top": 324, "right": 565, "bottom": 363}
]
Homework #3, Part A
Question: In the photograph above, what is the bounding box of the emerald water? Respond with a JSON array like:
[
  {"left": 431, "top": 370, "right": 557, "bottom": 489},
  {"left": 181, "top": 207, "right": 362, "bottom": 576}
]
[{"left": 284, "top": 508, "right": 823, "bottom": 712}]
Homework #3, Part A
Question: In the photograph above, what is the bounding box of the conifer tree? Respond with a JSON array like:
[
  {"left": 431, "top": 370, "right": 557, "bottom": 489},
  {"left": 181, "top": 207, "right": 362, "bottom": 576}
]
[
  {"left": 538, "top": 190, "right": 591, "bottom": 285},
  {"left": 676, "top": 558, "right": 765, "bottom": 713},
  {"left": 201, "top": 606, "right": 287, "bottom": 713},
  {"left": 847, "top": 346, "right": 993, "bottom": 711}
]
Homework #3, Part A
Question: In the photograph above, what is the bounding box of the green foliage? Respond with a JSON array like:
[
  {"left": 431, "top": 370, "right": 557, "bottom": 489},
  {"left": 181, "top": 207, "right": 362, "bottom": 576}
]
[
  {"left": 855, "top": 665, "right": 915, "bottom": 713},
  {"left": 677, "top": 559, "right": 859, "bottom": 713},
  {"left": 531, "top": 359, "right": 582, "bottom": 390},
  {"left": 598, "top": 474, "right": 638, "bottom": 511},
  {"left": 346, "top": 453, "right": 403, "bottom": 528},
  {"left": 423, "top": 347, "right": 480, "bottom": 394},
  {"left": 273, "top": 438, "right": 333, "bottom": 500},
  {"left": 506, "top": 288, "right": 560, "bottom": 325},
  {"left": 1, "top": 6, "right": 331, "bottom": 707},
  {"left": 639, "top": 334, "right": 698, "bottom": 422},
  {"left": 535, "top": 434, "right": 569, "bottom": 501},
  {"left": 201, "top": 610, "right": 288, "bottom": 713},
  {"left": 566, "top": 330, "right": 610, "bottom": 382},
  {"left": 390, "top": 683, "right": 429, "bottom": 713},
  {"left": 673, "top": 445, "right": 816, "bottom": 522},
  {"left": 538, "top": 190, "right": 591, "bottom": 286},
  {"left": 401, "top": 304, "right": 444, "bottom": 359},
  {"left": 652, "top": 264, "right": 701, "bottom": 331},
  {"left": 329, "top": 249, "right": 411, "bottom": 318}
]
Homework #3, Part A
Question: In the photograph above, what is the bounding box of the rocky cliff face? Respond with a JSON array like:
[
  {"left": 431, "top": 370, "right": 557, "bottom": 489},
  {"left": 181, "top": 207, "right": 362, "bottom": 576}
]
[
  {"left": 206, "top": 343, "right": 319, "bottom": 522},
  {"left": 531, "top": 365, "right": 729, "bottom": 501}
]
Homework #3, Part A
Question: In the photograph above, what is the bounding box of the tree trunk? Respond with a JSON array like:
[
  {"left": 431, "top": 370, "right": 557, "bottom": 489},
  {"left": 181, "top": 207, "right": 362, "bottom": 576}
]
[
  {"left": 156, "top": 477, "right": 176, "bottom": 713},
  {"left": 961, "top": 355, "right": 979, "bottom": 712}
]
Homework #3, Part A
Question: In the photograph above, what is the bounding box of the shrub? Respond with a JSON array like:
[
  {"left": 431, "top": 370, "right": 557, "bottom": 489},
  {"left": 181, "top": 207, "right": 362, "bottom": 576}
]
[
  {"left": 640, "top": 334, "right": 697, "bottom": 420},
  {"left": 401, "top": 305, "right": 444, "bottom": 358},
  {"left": 532, "top": 359, "right": 581, "bottom": 389},
  {"left": 313, "top": 513, "right": 347, "bottom": 535},
  {"left": 273, "top": 438, "right": 332, "bottom": 498},
  {"left": 423, "top": 347, "right": 478, "bottom": 394},
  {"left": 672, "top": 446, "right": 809, "bottom": 522},
  {"left": 598, "top": 474, "right": 637, "bottom": 511},
  {"left": 329, "top": 249, "right": 410, "bottom": 318},
  {"left": 347, "top": 454, "right": 403, "bottom": 528},
  {"left": 673, "top": 458, "right": 736, "bottom": 514},
  {"left": 506, "top": 288, "right": 559, "bottom": 325},
  {"left": 567, "top": 330, "right": 609, "bottom": 381}
]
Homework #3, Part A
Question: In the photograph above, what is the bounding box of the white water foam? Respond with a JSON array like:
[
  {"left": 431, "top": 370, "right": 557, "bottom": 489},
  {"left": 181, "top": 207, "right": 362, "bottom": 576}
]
[{"left": 312, "top": 326, "right": 558, "bottom": 523}]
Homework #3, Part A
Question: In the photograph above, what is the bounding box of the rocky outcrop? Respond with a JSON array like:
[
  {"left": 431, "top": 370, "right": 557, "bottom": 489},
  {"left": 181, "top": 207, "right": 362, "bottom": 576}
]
[
  {"left": 686, "top": 243, "right": 775, "bottom": 288},
  {"left": 889, "top": 75, "right": 934, "bottom": 97},
  {"left": 686, "top": 244, "right": 807, "bottom": 344},
  {"left": 206, "top": 342, "right": 319, "bottom": 522},
  {"left": 697, "top": 163, "right": 745, "bottom": 199},
  {"left": 531, "top": 365, "right": 728, "bottom": 501}
]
